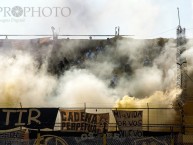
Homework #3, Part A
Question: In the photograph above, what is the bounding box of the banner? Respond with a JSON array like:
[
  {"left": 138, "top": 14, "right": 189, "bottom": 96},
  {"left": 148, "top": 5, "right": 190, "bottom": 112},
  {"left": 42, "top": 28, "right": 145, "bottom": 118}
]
[
  {"left": 0, "top": 129, "right": 29, "bottom": 144},
  {"left": 60, "top": 109, "right": 109, "bottom": 133},
  {"left": 85, "top": 113, "right": 109, "bottom": 133},
  {"left": 0, "top": 108, "right": 58, "bottom": 130},
  {"left": 0, "top": 129, "right": 26, "bottom": 139},
  {"left": 113, "top": 110, "right": 143, "bottom": 131},
  {"left": 60, "top": 110, "right": 85, "bottom": 132}
]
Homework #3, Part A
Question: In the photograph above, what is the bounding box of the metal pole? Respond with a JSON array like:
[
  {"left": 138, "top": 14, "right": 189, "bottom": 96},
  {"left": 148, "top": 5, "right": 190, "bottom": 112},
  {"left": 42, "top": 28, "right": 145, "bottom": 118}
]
[
  {"left": 147, "top": 103, "right": 149, "bottom": 132},
  {"left": 36, "top": 130, "right": 40, "bottom": 145},
  {"left": 103, "top": 122, "right": 107, "bottom": 145},
  {"left": 115, "top": 108, "right": 118, "bottom": 132},
  {"left": 20, "top": 102, "right": 22, "bottom": 108},
  {"left": 118, "top": 26, "right": 120, "bottom": 36},
  {"left": 177, "top": 7, "right": 181, "bottom": 26},
  {"left": 84, "top": 102, "right": 86, "bottom": 112},
  {"left": 115, "top": 27, "right": 117, "bottom": 36},
  {"left": 170, "top": 126, "right": 174, "bottom": 145},
  {"left": 180, "top": 106, "right": 185, "bottom": 134},
  {"left": 51, "top": 26, "right": 55, "bottom": 40},
  {"left": 19, "top": 102, "right": 23, "bottom": 143}
]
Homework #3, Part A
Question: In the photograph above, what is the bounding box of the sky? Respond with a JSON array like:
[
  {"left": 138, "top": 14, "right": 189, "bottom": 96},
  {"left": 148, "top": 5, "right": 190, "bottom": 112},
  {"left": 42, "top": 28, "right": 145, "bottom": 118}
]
[{"left": 0, "top": 0, "right": 193, "bottom": 39}]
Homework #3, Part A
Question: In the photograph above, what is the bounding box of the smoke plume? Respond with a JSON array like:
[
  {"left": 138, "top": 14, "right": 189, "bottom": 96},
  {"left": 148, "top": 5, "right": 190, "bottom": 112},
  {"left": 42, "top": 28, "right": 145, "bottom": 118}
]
[{"left": 0, "top": 38, "right": 183, "bottom": 108}]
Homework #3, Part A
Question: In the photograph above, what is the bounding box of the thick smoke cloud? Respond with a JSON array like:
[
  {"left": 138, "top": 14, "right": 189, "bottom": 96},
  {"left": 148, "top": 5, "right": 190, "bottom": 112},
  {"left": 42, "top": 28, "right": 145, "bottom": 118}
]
[
  {"left": 181, "top": 39, "right": 193, "bottom": 98},
  {"left": 0, "top": 37, "right": 191, "bottom": 110},
  {"left": 1, "top": 36, "right": 192, "bottom": 131},
  {"left": 0, "top": 49, "right": 57, "bottom": 107},
  {"left": 53, "top": 69, "right": 114, "bottom": 107}
]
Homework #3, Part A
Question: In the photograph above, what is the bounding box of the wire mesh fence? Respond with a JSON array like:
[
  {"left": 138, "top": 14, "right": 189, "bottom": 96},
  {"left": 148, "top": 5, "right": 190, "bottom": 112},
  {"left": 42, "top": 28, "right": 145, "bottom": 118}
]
[
  {"left": 59, "top": 107, "right": 182, "bottom": 132},
  {"left": 0, "top": 134, "right": 193, "bottom": 145},
  {"left": 0, "top": 107, "right": 193, "bottom": 144}
]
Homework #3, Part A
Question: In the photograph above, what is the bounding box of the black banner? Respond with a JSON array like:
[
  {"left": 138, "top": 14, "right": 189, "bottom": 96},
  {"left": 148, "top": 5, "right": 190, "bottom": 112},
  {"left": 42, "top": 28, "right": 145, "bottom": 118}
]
[{"left": 0, "top": 108, "right": 58, "bottom": 130}]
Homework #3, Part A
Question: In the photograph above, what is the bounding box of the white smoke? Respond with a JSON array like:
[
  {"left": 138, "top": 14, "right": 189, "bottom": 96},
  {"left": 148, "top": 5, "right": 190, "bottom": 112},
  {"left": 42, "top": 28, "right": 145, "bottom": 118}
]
[
  {"left": 0, "top": 50, "right": 57, "bottom": 107},
  {"left": 0, "top": 36, "right": 184, "bottom": 109},
  {"left": 53, "top": 69, "right": 115, "bottom": 107}
]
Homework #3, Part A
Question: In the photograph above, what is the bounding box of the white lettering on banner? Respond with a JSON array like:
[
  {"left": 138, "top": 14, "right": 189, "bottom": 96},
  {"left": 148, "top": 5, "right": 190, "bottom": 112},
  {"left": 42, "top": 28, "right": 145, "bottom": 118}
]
[
  {"left": 28, "top": 109, "right": 41, "bottom": 125},
  {"left": 113, "top": 111, "right": 142, "bottom": 119},
  {"left": 3, "top": 110, "right": 17, "bottom": 125},
  {"left": 75, "top": 132, "right": 133, "bottom": 143},
  {"left": 60, "top": 109, "right": 109, "bottom": 133},
  {"left": 15, "top": 110, "right": 27, "bottom": 126},
  {"left": 120, "top": 130, "right": 143, "bottom": 137},
  {"left": 2, "top": 109, "right": 41, "bottom": 126},
  {"left": 113, "top": 110, "right": 143, "bottom": 137}
]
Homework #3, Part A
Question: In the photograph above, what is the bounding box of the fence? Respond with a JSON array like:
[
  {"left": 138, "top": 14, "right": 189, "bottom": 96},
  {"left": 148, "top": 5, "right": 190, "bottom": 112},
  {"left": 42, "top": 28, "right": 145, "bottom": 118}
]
[
  {"left": 55, "top": 106, "right": 183, "bottom": 133},
  {"left": 1, "top": 134, "right": 193, "bottom": 145},
  {"left": 0, "top": 107, "right": 193, "bottom": 145}
]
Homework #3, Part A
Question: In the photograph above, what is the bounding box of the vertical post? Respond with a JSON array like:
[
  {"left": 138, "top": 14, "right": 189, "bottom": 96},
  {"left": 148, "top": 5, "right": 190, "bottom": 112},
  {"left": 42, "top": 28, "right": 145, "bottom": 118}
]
[
  {"left": 170, "top": 126, "right": 174, "bottom": 145},
  {"left": 51, "top": 26, "right": 58, "bottom": 44},
  {"left": 103, "top": 122, "right": 107, "bottom": 145},
  {"left": 177, "top": 7, "right": 181, "bottom": 26},
  {"left": 118, "top": 26, "right": 120, "bottom": 36},
  {"left": 115, "top": 108, "right": 118, "bottom": 132},
  {"left": 36, "top": 129, "right": 40, "bottom": 145},
  {"left": 84, "top": 102, "right": 86, "bottom": 134},
  {"left": 115, "top": 27, "right": 117, "bottom": 36},
  {"left": 20, "top": 102, "right": 22, "bottom": 131},
  {"left": 55, "top": 136, "right": 57, "bottom": 145},
  {"left": 179, "top": 104, "right": 185, "bottom": 134},
  {"left": 84, "top": 102, "right": 86, "bottom": 112},
  {"left": 20, "top": 102, "right": 22, "bottom": 108},
  {"left": 147, "top": 103, "right": 149, "bottom": 132},
  {"left": 51, "top": 26, "right": 55, "bottom": 40}
]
